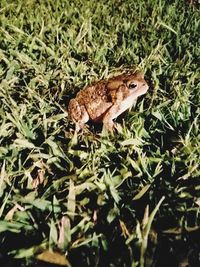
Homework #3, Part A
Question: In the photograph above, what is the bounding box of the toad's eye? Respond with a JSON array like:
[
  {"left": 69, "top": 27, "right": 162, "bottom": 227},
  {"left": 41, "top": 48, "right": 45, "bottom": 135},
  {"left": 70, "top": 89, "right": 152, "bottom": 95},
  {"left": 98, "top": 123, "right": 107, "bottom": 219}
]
[{"left": 129, "top": 82, "right": 137, "bottom": 90}]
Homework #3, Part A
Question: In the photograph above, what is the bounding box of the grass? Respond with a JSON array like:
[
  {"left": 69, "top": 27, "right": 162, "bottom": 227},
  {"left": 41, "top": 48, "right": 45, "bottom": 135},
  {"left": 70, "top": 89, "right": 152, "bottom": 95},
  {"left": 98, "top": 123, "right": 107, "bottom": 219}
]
[{"left": 0, "top": 0, "right": 200, "bottom": 266}]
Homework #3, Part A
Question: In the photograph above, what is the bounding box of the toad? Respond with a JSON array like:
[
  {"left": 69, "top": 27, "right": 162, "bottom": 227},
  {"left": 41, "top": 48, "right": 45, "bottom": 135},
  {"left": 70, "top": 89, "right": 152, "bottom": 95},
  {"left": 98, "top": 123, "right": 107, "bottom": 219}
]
[{"left": 68, "top": 71, "right": 149, "bottom": 131}]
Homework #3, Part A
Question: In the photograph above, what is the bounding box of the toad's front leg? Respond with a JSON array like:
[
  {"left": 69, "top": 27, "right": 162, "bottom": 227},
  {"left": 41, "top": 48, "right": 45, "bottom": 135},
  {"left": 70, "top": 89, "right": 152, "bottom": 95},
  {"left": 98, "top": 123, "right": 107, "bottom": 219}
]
[
  {"left": 102, "top": 104, "right": 121, "bottom": 131},
  {"left": 103, "top": 88, "right": 124, "bottom": 131}
]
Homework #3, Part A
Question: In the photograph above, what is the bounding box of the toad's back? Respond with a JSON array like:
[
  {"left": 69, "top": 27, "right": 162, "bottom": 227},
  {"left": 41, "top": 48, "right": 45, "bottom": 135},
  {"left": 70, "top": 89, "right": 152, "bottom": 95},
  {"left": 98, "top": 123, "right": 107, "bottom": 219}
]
[{"left": 74, "top": 81, "right": 113, "bottom": 121}]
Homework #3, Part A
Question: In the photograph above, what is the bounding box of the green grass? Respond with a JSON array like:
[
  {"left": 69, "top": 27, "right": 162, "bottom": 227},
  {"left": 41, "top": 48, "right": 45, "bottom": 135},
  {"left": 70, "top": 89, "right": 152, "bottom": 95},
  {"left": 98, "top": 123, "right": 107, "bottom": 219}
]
[{"left": 0, "top": 0, "right": 200, "bottom": 266}]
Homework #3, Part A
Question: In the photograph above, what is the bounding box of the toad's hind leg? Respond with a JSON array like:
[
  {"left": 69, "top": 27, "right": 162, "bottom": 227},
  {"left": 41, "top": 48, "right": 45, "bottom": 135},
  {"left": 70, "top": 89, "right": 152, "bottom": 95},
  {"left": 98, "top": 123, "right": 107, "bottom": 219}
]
[{"left": 68, "top": 99, "right": 89, "bottom": 131}]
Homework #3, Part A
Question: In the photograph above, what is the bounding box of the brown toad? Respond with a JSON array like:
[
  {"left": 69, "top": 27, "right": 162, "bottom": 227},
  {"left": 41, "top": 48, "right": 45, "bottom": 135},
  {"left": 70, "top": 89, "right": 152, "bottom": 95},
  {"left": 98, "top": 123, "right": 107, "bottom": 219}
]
[{"left": 68, "top": 71, "right": 149, "bottom": 131}]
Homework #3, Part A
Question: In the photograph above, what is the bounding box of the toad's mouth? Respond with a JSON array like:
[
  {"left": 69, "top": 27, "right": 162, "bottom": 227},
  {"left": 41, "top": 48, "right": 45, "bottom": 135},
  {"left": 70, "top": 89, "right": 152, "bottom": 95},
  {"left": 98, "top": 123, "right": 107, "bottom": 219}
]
[{"left": 130, "top": 84, "right": 149, "bottom": 96}]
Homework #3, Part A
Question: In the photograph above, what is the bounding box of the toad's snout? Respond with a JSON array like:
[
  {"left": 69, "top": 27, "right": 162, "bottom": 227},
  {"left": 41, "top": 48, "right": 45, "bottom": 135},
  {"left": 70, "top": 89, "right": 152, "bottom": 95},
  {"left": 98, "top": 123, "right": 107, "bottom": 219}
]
[{"left": 142, "top": 83, "right": 149, "bottom": 94}]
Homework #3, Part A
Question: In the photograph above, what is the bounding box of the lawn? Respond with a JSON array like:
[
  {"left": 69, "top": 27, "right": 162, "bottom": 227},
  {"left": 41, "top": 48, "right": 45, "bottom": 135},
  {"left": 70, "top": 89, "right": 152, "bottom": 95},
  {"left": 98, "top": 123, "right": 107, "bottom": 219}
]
[{"left": 0, "top": 0, "right": 200, "bottom": 266}]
